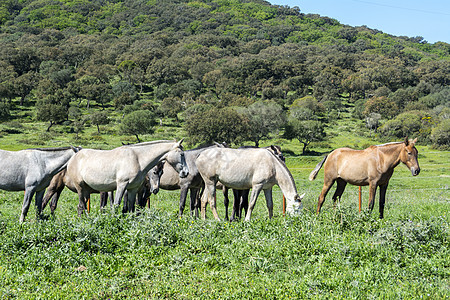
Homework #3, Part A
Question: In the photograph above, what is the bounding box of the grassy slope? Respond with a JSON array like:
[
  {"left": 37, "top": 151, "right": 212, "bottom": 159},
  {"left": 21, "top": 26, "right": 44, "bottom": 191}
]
[{"left": 0, "top": 103, "right": 448, "bottom": 299}]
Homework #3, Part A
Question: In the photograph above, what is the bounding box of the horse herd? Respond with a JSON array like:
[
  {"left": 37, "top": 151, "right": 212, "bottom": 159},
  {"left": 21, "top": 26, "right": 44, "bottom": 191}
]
[{"left": 0, "top": 137, "right": 420, "bottom": 223}]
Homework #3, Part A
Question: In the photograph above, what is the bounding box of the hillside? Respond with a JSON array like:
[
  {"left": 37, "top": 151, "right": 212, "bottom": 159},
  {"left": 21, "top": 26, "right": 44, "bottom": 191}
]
[{"left": 0, "top": 0, "right": 449, "bottom": 149}]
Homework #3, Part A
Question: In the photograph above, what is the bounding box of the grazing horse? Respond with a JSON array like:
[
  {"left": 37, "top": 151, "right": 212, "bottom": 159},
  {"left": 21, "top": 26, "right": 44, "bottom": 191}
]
[
  {"left": 309, "top": 138, "right": 420, "bottom": 219},
  {"left": 65, "top": 140, "right": 188, "bottom": 215},
  {"left": 196, "top": 147, "right": 304, "bottom": 221},
  {"left": 148, "top": 143, "right": 226, "bottom": 218},
  {"left": 229, "top": 145, "right": 286, "bottom": 221},
  {"left": 0, "top": 146, "right": 80, "bottom": 222}
]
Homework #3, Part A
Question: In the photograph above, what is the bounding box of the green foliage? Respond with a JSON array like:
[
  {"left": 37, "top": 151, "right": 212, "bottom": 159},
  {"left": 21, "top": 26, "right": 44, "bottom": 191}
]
[
  {"left": 0, "top": 102, "right": 11, "bottom": 121},
  {"left": 284, "top": 119, "right": 326, "bottom": 153},
  {"left": 184, "top": 106, "right": 249, "bottom": 145},
  {"left": 90, "top": 111, "right": 109, "bottom": 134},
  {"left": 241, "top": 100, "right": 285, "bottom": 146},
  {"left": 119, "top": 109, "right": 157, "bottom": 142},
  {"left": 431, "top": 119, "right": 450, "bottom": 149},
  {"left": 35, "top": 102, "right": 68, "bottom": 131},
  {"left": 379, "top": 110, "right": 433, "bottom": 142}
]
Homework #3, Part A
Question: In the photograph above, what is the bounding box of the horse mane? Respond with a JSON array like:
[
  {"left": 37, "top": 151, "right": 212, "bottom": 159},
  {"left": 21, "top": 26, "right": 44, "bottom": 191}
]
[
  {"left": 239, "top": 147, "right": 294, "bottom": 184},
  {"left": 375, "top": 141, "right": 403, "bottom": 147},
  {"left": 121, "top": 140, "right": 174, "bottom": 147},
  {"left": 188, "top": 143, "right": 221, "bottom": 151},
  {"left": 26, "top": 146, "right": 74, "bottom": 151}
]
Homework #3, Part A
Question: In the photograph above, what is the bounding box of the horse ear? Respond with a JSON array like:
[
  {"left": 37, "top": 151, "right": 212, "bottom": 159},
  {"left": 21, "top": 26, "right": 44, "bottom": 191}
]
[
  {"left": 404, "top": 136, "right": 409, "bottom": 146},
  {"left": 270, "top": 145, "right": 277, "bottom": 152},
  {"left": 177, "top": 138, "right": 185, "bottom": 146},
  {"left": 412, "top": 138, "right": 417, "bottom": 144}
]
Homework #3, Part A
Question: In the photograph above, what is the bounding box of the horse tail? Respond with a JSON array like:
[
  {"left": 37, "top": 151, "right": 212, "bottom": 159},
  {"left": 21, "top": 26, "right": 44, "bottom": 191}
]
[{"left": 309, "top": 155, "right": 328, "bottom": 181}]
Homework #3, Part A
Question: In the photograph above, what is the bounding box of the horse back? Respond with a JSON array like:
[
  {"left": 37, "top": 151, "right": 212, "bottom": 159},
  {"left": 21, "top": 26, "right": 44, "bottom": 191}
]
[
  {"left": 197, "top": 148, "right": 275, "bottom": 189},
  {"left": 325, "top": 147, "right": 376, "bottom": 185}
]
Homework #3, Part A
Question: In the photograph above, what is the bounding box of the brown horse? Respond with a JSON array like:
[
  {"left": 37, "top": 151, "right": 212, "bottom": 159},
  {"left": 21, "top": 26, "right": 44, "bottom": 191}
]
[{"left": 309, "top": 138, "right": 420, "bottom": 219}]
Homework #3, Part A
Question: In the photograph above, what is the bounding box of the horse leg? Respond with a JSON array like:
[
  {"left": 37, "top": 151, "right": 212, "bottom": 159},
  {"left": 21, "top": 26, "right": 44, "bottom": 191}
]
[
  {"left": 223, "top": 186, "right": 229, "bottom": 221},
  {"left": 114, "top": 183, "right": 127, "bottom": 213},
  {"left": 241, "top": 189, "right": 249, "bottom": 218},
  {"left": 264, "top": 189, "right": 273, "bottom": 219},
  {"left": 316, "top": 178, "right": 335, "bottom": 214},
  {"left": 194, "top": 187, "right": 203, "bottom": 218},
  {"left": 200, "top": 185, "right": 210, "bottom": 220},
  {"left": 179, "top": 186, "right": 189, "bottom": 217},
  {"left": 189, "top": 188, "right": 198, "bottom": 218},
  {"left": 77, "top": 190, "right": 90, "bottom": 216},
  {"left": 100, "top": 192, "right": 108, "bottom": 208},
  {"left": 126, "top": 189, "right": 138, "bottom": 213},
  {"left": 20, "top": 187, "right": 36, "bottom": 223},
  {"left": 230, "top": 189, "right": 240, "bottom": 221},
  {"left": 244, "top": 184, "right": 263, "bottom": 221},
  {"left": 122, "top": 190, "right": 129, "bottom": 213},
  {"left": 41, "top": 189, "right": 55, "bottom": 212},
  {"left": 332, "top": 179, "right": 347, "bottom": 208},
  {"left": 379, "top": 183, "right": 388, "bottom": 219},
  {"left": 34, "top": 189, "right": 45, "bottom": 219},
  {"left": 50, "top": 192, "right": 60, "bottom": 214},
  {"left": 367, "top": 183, "right": 378, "bottom": 212},
  {"left": 108, "top": 191, "right": 114, "bottom": 208}
]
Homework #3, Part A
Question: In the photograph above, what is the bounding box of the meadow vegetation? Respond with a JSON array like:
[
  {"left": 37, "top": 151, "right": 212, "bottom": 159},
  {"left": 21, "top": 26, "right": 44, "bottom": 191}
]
[{"left": 0, "top": 124, "right": 448, "bottom": 299}]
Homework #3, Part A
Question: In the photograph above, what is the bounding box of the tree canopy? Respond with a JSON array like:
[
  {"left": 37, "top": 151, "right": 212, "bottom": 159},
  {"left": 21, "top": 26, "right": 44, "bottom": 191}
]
[{"left": 0, "top": 0, "right": 448, "bottom": 148}]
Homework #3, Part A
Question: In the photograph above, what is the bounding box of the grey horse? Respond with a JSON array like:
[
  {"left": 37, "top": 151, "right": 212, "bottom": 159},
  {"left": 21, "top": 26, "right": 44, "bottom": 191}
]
[
  {"left": 65, "top": 140, "right": 188, "bottom": 215},
  {"left": 196, "top": 147, "right": 303, "bottom": 221},
  {"left": 0, "top": 146, "right": 81, "bottom": 222}
]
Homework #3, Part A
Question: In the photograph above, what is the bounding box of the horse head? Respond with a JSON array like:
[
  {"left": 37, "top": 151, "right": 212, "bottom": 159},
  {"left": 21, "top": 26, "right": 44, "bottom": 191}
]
[
  {"left": 149, "top": 161, "right": 164, "bottom": 194},
  {"left": 401, "top": 137, "right": 420, "bottom": 176},
  {"left": 162, "top": 139, "right": 189, "bottom": 178},
  {"left": 286, "top": 193, "right": 304, "bottom": 215}
]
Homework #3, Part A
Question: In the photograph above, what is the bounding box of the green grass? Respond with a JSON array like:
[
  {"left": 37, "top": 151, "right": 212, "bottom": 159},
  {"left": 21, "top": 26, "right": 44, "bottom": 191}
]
[
  {"left": 0, "top": 139, "right": 448, "bottom": 299},
  {"left": 0, "top": 107, "right": 448, "bottom": 299}
]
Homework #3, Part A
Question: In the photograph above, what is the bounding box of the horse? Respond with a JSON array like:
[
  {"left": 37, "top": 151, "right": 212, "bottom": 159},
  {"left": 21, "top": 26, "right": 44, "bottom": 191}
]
[
  {"left": 148, "top": 143, "right": 226, "bottom": 218},
  {"left": 309, "top": 138, "right": 420, "bottom": 219},
  {"left": 196, "top": 147, "right": 304, "bottom": 221},
  {"left": 65, "top": 140, "right": 188, "bottom": 215},
  {"left": 0, "top": 146, "right": 81, "bottom": 222},
  {"left": 229, "top": 145, "right": 286, "bottom": 221},
  {"left": 42, "top": 165, "right": 160, "bottom": 214}
]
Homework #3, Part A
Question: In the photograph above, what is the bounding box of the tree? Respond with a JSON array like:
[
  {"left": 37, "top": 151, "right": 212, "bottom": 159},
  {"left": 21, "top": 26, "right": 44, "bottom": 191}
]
[
  {"left": 184, "top": 107, "right": 249, "bottom": 145},
  {"left": 36, "top": 102, "right": 68, "bottom": 131},
  {"left": 283, "top": 119, "right": 326, "bottom": 154},
  {"left": 158, "top": 96, "right": 183, "bottom": 120},
  {"left": 119, "top": 110, "right": 157, "bottom": 142},
  {"left": 90, "top": 111, "right": 110, "bottom": 134},
  {"left": 431, "top": 119, "right": 450, "bottom": 150},
  {"left": 241, "top": 100, "right": 285, "bottom": 146},
  {"left": 0, "top": 102, "right": 10, "bottom": 121}
]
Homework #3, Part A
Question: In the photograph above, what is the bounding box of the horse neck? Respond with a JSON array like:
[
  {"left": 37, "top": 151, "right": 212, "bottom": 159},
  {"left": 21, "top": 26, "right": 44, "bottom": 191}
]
[
  {"left": 377, "top": 143, "right": 403, "bottom": 170},
  {"left": 273, "top": 158, "right": 298, "bottom": 200},
  {"left": 40, "top": 149, "right": 75, "bottom": 175},
  {"left": 128, "top": 142, "right": 175, "bottom": 172}
]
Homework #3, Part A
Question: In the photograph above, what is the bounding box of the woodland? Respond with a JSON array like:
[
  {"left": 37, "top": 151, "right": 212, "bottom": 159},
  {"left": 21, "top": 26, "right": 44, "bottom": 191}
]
[{"left": 0, "top": 0, "right": 449, "bottom": 149}]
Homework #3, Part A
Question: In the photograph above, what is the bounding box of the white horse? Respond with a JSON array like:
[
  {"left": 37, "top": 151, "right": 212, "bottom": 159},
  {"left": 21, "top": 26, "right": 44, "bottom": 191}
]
[
  {"left": 65, "top": 140, "right": 188, "bottom": 215},
  {"left": 196, "top": 147, "right": 304, "bottom": 221},
  {"left": 0, "top": 146, "right": 81, "bottom": 222}
]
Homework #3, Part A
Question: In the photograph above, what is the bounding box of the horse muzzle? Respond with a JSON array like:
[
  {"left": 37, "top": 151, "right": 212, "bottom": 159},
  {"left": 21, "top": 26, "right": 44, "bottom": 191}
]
[
  {"left": 151, "top": 188, "right": 159, "bottom": 195},
  {"left": 411, "top": 167, "right": 420, "bottom": 176},
  {"left": 179, "top": 168, "right": 189, "bottom": 178}
]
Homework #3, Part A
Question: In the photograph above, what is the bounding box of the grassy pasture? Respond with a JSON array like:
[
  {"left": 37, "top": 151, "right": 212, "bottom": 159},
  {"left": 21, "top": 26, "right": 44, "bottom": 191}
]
[{"left": 0, "top": 134, "right": 448, "bottom": 299}]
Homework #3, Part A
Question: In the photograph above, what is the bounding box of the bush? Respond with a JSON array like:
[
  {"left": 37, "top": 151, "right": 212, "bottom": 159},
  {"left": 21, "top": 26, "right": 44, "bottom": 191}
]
[{"left": 431, "top": 119, "right": 450, "bottom": 150}]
